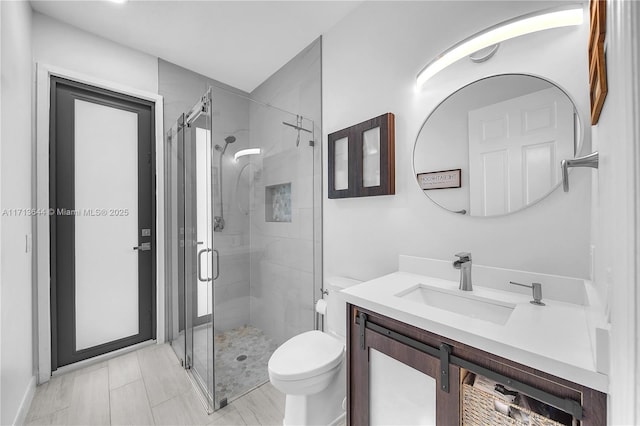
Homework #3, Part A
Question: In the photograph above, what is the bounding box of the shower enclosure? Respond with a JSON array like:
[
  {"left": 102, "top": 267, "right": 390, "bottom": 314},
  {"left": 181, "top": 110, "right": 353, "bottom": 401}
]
[{"left": 165, "top": 87, "right": 320, "bottom": 412}]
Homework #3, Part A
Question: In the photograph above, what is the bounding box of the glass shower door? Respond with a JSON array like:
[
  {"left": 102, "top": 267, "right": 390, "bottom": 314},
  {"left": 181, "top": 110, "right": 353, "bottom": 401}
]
[
  {"left": 165, "top": 119, "right": 187, "bottom": 368},
  {"left": 166, "top": 85, "right": 320, "bottom": 413},
  {"left": 183, "top": 90, "right": 216, "bottom": 412}
]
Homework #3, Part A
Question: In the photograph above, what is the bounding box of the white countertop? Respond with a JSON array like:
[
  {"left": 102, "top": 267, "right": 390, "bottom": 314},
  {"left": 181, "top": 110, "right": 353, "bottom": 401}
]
[{"left": 341, "top": 269, "right": 608, "bottom": 392}]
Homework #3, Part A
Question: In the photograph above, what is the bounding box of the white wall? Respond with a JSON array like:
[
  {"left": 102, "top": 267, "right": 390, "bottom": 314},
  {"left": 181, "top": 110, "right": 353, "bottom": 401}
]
[
  {"left": 1, "top": 2, "right": 35, "bottom": 424},
  {"left": 322, "top": 1, "right": 592, "bottom": 282},
  {"left": 32, "top": 12, "right": 158, "bottom": 93},
  {"left": 590, "top": 1, "right": 640, "bottom": 423}
]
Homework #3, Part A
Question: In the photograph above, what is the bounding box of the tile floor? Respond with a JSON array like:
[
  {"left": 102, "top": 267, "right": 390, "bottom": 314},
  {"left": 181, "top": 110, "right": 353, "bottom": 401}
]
[
  {"left": 25, "top": 343, "right": 285, "bottom": 426},
  {"left": 192, "top": 325, "right": 278, "bottom": 403}
]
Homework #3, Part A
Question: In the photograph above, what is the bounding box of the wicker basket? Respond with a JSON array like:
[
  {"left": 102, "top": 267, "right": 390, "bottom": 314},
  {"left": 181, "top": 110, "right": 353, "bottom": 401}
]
[{"left": 461, "top": 381, "right": 566, "bottom": 426}]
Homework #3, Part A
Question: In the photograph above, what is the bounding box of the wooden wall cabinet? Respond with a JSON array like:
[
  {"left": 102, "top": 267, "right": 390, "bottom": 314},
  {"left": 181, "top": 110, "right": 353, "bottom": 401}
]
[
  {"left": 328, "top": 113, "right": 395, "bottom": 199},
  {"left": 347, "top": 304, "right": 607, "bottom": 425}
]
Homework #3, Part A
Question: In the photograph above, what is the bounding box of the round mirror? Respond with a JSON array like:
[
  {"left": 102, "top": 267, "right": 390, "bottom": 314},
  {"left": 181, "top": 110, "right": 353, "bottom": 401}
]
[{"left": 413, "top": 74, "right": 581, "bottom": 217}]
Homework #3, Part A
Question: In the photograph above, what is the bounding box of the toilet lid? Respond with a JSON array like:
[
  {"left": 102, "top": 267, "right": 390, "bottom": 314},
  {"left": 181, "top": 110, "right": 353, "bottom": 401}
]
[{"left": 268, "top": 330, "right": 344, "bottom": 382}]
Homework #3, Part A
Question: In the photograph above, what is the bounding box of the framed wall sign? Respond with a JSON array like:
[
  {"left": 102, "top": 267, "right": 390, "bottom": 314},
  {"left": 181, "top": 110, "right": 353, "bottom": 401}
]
[
  {"left": 417, "top": 169, "right": 461, "bottom": 190},
  {"left": 328, "top": 113, "right": 395, "bottom": 199}
]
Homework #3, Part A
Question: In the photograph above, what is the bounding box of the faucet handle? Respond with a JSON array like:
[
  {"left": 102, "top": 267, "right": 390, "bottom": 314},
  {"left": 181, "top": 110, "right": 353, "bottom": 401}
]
[
  {"left": 455, "top": 252, "right": 471, "bottom": 261},
  {"left": 509, "top": 281, "right": 545, "bottom": 306}
]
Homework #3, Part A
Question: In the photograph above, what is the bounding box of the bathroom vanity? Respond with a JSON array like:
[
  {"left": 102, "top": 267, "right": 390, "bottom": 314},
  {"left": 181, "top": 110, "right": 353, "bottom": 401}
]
[{"left": 342, "top": 256, "right": 608, "bottom": 425}]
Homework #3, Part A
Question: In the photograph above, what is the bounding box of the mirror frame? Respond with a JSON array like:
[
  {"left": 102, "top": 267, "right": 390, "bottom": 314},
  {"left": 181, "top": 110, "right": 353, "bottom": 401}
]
[{"left": 412, "top": 73, "right": 586, "bottom": 217}]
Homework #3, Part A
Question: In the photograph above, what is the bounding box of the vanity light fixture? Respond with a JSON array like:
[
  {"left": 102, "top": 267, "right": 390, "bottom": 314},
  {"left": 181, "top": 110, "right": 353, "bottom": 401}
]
[
  {"left": 234, "top": 148, "right": 261, "bottom": 162},
  {"left": 416, "top": 5, "right": 583, "bottom": 88}
]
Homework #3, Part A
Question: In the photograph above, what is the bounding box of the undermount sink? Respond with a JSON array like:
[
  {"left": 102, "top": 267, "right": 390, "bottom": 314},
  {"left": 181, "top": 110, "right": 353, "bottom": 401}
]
[{"left": 395, "top": 284, "right": 515, "bottom": 325}]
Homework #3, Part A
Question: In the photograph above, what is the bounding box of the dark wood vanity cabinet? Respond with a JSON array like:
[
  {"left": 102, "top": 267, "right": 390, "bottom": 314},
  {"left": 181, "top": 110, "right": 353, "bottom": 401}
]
[{"left": 346, "top": 304, "right": 607, "bottom": 425}]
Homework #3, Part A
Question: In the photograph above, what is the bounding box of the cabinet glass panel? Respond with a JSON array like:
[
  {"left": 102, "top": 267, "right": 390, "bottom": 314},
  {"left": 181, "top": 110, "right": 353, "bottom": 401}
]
[
  {"left": 362, "top": 126, "right": 381, "bottom": 187},
  {"left": 369, "top": 349, "right": 436, "bottom": 425},
  {"left": 334, "top": 136, "right": 349, "bottom": 190}
]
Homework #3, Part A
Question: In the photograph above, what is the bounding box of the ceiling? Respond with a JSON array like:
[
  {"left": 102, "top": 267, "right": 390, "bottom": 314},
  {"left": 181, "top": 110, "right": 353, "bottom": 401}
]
[{"left": 30, "top": 0, "right": 362, "bottom": 92}]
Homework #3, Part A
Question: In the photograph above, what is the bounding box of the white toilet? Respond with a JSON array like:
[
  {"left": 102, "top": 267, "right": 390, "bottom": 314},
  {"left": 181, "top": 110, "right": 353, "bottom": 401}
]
[{"left": 268, "top": 276, "right": 361, "bottom": 426}]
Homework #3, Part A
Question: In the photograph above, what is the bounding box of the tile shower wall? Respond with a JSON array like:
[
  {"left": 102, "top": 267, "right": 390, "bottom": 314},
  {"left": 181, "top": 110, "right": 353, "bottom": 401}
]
[
  {"left": 159, "top": 60, "right": 253, "bottom": 331},
  {"left": 249, "top": 39, "right": 322, "bottom": 345}
]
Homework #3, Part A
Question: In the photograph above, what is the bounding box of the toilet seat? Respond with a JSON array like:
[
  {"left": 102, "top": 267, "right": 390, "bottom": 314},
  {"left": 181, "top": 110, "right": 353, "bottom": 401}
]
[{"left": 268, "top": 330, "right": 344, "bottom": 382}]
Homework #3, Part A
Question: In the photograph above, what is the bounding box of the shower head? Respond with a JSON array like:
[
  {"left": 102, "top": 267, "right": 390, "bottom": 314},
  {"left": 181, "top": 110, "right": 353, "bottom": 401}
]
[{"left": 217, "top": 136, "right": 237, "bottom": 155}]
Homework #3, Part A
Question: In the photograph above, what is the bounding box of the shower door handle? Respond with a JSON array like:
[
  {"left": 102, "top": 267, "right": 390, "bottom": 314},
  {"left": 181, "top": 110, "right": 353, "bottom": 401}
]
[
  {"left": 212, "top": 249, "right": 220, "bottom": 280},
  {"left": 197, "top": 248, "right": 212, "bottom": 282}
]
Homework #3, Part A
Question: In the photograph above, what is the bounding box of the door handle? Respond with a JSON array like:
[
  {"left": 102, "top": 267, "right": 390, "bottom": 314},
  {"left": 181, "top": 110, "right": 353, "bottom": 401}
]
[
  {"left": 213, "top": 248, "right": 220, "bottom": 280},
  {"left": 133, "top": 242, "right": 151, "bottom": 251},
  {"left": 197, "top": 248, "right": 212, "bottom": 282}
]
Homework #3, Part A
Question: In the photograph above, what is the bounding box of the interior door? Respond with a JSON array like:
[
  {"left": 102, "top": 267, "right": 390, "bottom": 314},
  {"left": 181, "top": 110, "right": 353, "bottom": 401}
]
[
  {"left": 50, "top": 77, "right": 155, "bottom": 369},
  {"left": 468, "top": 87, "right": 575, "bottom": 215}
]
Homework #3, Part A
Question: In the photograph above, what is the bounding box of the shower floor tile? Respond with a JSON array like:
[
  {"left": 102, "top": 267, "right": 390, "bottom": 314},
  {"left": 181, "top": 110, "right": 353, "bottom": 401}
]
[{"left": 192, "top": 325, "right": 278, "bottom": 404}]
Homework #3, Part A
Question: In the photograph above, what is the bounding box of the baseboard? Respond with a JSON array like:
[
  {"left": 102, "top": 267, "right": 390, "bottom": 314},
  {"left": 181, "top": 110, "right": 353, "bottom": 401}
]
[{"left": 13, "top": 375, "right": 36, "bottom": 426}]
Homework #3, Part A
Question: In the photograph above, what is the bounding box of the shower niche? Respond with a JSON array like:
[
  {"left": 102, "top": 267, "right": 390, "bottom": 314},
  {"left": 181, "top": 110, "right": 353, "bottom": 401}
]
[
  {"left": 164, "top": 86, "right": 320, "bottom": 413},
  {"left": 265, "top": 183, "right": 292, "bottom": 222}
]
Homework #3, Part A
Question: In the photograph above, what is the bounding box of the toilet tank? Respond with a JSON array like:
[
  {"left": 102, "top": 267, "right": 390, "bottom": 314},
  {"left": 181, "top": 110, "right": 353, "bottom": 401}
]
[{"left": 324, "top": 276, "right": 362, "bottom": 340}]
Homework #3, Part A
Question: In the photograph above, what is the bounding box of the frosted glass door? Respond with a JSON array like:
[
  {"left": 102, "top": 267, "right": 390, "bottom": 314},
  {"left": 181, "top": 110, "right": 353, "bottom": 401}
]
[
  {"left": 51, "top": 76, "right": 154, "bottom": 369},
  {"left": 74, "top": 100, "right": 139, "bottom": 350},
  {"left": 369, "top": 349, "right": 437, "bottom": 425}
]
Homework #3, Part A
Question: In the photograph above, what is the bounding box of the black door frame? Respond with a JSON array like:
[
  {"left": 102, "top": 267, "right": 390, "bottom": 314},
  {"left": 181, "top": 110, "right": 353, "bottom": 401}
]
[{"left": 49, "top": 76, "right": 157, "bottom": 370}]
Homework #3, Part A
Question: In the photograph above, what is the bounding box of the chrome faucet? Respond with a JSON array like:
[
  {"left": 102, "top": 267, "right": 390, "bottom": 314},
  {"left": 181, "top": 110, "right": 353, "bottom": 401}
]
[{"left": 453, "top": 252, "right": 472, "bottom": 291}]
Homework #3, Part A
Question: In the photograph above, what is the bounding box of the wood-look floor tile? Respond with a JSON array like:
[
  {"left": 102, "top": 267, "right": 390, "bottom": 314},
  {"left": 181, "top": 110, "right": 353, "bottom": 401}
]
[
  {"left": 256, "top": 383, "right": 285, "bottom": 417},
  {"left": 151, "top": 388, "right": 209, "bottom": 426},
  {"left": 233, "top": 388, "right": 282, "bottom": 426},
  {"left": 25, "top": 408, "right": 69, "bottom": 426},
  {"left": 110, "top": 379, "right": 154, "bottom": 426},
  {"left": 208, "top": 405, "right": 246, "bottom": 426},
  {"left": 26, "top": 343, "right": 286, "bottom": 426},
  {"left": 138, "top": 344, "right": 191, "bottom": 407},
  {"left": 108, "top": 352, "right": 142, "bottom": 390},
  {"left": 25, "top": 374, "right": 75, "bottom": 423},
  {"left": 66, "top": 367, "right": 110, "bottom": 425},
  {"left": 71, "top": 360, "right": 108, "bottom": 377}
]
